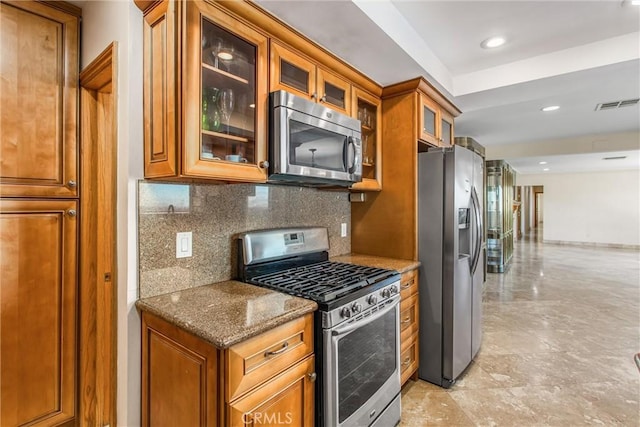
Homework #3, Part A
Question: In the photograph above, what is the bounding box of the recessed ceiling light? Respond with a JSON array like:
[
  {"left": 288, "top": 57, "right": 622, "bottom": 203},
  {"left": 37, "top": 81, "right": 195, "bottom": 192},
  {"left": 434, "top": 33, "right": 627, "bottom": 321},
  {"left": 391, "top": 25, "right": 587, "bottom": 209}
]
[
  {"left": 539, "top": 161, "right": 547, "bottom": 165},
  {"left": 543, "top": 168, "right": 550, "bottom": 171},
  {"left": 217, "top": 51, "right": 234, "bottom": 61},
  {"left": 480, "top": 36, "right": 506, "bottom": 49},
  {"left": 541, "top": 105, "right": 560, "bottom": 112},
  {"left": 633, "top": 0, "right": 640, "bottom": 5}
]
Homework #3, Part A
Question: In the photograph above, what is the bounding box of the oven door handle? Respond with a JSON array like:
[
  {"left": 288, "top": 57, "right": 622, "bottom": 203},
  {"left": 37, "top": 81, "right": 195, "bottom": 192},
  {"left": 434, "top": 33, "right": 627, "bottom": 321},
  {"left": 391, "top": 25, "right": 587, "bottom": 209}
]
[{"left": 331, "top": 295, "right": 400, "bottom": 336}]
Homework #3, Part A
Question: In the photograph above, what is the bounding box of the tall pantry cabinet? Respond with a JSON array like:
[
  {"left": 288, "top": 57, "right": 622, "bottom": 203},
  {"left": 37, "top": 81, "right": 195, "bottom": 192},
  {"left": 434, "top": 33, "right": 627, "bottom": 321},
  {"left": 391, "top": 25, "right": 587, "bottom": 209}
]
[{"left": 0, "top": 1, "right": 81, "bottom": 426}]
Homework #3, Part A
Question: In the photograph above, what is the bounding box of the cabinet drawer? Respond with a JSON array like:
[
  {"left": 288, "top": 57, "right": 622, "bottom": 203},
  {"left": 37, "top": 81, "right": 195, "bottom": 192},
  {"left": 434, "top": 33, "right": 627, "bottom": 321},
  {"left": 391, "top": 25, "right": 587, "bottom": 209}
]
[
  {"left": 226, "top": 314, "right": 313, "bottom": 402},
  {"left": 400, "top": 293, "right": 419, "bottom": 344},
  {"left": 400, "top": 269, "right": 418, "bottom": 300},
  {"left": 400, "top": 336, "right": 418, "bottom": 385}
]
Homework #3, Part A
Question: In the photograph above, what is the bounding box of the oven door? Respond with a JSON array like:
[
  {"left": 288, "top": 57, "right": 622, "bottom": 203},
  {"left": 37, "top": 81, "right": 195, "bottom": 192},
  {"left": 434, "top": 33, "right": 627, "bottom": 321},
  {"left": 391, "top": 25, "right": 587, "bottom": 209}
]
[
  {"left": 323, "top": 295, "right": 401, "bottom": 427},
  {"left": 272, "top": 106, "right": 362, "bottom": 184}
]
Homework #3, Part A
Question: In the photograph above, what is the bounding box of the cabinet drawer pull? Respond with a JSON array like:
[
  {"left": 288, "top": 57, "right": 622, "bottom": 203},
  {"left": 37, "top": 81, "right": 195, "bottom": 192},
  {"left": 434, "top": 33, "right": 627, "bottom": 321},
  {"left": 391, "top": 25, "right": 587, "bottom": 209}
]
[
  {"left": 401, "top": 317, "right": 411, "bottom": 324},
  {"left": 402, "top": 357, "right": 411, "bottom": 366},
  {"left": 321, "top": 94, "right": 327, "bottom": 103},
  {"left": 264, "top": 341, "right": 288, "bottom": 357},
  {"left": 311, "top": 92, "right": 317, "bottom": 100},
  {"left": 401, "top": 280, "right": 414, "bottom": 289},
  {"left": 67, "top": 209, "right": 77, "bottom": 217}
]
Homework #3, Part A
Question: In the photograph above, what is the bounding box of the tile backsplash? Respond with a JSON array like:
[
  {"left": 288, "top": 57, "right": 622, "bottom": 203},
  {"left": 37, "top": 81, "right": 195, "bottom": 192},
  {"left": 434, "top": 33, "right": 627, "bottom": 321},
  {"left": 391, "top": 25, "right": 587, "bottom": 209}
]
[{"left": 138, "top": 182, "right": 351, "bottom": 298}]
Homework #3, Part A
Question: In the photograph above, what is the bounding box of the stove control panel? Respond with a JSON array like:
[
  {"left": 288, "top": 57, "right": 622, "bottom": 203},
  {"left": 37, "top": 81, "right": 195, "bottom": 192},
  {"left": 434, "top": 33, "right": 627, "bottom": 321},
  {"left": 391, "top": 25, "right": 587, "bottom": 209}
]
[{"left": 322, "top": 277, "right": 401, "bottom": 329}]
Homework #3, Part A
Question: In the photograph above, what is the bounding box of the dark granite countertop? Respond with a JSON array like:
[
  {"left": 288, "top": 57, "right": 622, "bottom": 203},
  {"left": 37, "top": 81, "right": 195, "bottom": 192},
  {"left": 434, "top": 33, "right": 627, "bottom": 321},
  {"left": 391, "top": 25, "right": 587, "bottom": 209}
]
[
  {"left": 331, "top": 253, "right": 420, "bottom": 274},
  {"left": 136, "top": 280, "right": 317, "bottom": 349}
]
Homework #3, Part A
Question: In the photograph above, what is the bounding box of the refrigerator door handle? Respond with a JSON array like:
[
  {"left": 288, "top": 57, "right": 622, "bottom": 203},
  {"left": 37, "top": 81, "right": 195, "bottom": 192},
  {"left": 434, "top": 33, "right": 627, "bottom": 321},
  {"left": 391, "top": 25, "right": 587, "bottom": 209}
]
[{"left": 470, "top": 186, "right": 482, "bottom": 274}]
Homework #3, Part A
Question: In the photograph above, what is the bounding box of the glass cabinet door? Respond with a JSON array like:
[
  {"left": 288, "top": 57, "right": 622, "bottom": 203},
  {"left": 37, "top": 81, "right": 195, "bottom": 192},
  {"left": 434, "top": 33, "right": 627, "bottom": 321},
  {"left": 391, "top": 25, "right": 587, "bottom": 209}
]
[
  {"left": 351, "top": 88, "right": 381, "bottom": 191},
  {"left": 183, "top": 2, "right": 268, "bottom": 181},
  {"left": 317, "top": 67, "right": 351, "bottom": 115},
  {"left": 419, "top": 94, "right": 439, "bottom": 146},
  {"left": 441, "top": 111, "right": 453, "bottom": 147},
  {"left": 200, "top": 18, "right": 257, "bottom": 163},
  {"left": 270, "top": 41, "right": 316, "bottom": 100}
]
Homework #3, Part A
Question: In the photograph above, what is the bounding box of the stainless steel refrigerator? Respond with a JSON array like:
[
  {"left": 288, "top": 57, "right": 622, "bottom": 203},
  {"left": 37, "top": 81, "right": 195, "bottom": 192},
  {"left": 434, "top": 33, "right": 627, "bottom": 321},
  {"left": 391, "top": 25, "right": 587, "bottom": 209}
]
[{"left": 417, "top": 145, "right": 485, "bottom": 388}]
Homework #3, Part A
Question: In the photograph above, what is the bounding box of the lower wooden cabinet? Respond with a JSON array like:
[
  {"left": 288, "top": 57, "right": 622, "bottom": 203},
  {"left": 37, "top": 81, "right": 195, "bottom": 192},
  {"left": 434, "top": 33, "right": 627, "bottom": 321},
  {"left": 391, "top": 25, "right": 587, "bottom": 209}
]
[
  {"left": 227, "top": 356, "right": 315, "bottom": 426},
  {"left": 141, "top": 311, "right": 315, "bottom": 426},
  {"left": 0, "top": 199, "right": 78, "bottom": 426},
  {"left": 399, "top": 268, "right": 419, "bottom": 386}
]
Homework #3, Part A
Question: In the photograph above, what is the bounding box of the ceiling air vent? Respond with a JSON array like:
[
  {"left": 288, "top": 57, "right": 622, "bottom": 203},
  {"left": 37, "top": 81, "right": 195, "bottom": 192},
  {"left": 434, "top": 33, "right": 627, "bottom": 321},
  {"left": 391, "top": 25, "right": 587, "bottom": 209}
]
[{"left": 595, "top": 98, "right": 640, "bottom": 111}]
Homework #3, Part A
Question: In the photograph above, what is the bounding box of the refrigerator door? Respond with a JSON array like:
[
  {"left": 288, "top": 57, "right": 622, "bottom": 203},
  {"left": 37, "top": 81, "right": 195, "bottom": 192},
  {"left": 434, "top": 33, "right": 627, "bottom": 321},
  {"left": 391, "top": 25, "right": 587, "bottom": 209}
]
[
  {"left": 471, "top": 152, "right": 485, "bottom": 358},
  {"left": 443, "top": 146, "right": 474, "bottom": 381}
]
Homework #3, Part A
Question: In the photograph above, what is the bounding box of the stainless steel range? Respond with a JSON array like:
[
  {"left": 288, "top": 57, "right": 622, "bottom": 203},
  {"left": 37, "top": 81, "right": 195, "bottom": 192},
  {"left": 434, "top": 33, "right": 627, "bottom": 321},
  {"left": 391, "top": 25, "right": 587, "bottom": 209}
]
[{"left": 237, "top": 227, "right": 402, "bottom": 427}]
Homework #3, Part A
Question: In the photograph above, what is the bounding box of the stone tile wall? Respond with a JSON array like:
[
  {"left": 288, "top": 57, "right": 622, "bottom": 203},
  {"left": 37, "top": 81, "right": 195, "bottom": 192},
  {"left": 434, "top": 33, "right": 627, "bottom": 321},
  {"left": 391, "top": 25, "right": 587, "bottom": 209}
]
[{"left": 138, "top": 182, "right": 351, "bottom": 298}]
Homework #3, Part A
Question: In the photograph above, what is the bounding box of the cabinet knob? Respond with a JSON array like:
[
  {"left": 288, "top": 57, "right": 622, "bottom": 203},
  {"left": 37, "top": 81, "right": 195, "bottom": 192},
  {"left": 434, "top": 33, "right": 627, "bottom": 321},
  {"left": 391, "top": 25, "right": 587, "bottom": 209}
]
[
  {"left": 321, "top": 94, "right": 327, "bottom": 103},
  {"left": 67, "top": 209, "right": 77, "bottom": 217},
  {"left": 311, "top": 92, "right": 317, "bottom": 100},
  {"left": 259, "top": 160, "right": 269, "bottom": 169},
  {"left": 308, "top": 372, "right": 317, "bottom": 382},
  {"left": 67, "top": 180, "right": 77, "bottom": 188}
]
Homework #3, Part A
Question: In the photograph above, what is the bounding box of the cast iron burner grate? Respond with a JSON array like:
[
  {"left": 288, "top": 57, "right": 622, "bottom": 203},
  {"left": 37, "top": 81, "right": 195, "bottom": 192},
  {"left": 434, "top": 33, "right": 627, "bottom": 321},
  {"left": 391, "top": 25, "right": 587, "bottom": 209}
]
[{"left": 248, "top": 261, "right": 396, "bottom": 303}]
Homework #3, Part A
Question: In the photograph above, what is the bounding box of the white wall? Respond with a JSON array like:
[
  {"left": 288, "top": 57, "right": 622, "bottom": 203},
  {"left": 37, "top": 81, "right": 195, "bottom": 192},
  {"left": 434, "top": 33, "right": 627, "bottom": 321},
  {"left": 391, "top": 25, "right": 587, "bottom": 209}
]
[
  {"left": 81, "top": 2, "right": 144, "bottom": 425},
  {"left": 518, "top": 170, "right": 640, "bottom": 247}
]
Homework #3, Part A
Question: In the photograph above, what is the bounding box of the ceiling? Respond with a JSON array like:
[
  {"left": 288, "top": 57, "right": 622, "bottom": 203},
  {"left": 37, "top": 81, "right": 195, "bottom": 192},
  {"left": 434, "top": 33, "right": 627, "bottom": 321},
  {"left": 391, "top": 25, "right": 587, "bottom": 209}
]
[{"left": 256, "top": 0, "right": 640, "bottom": 175}]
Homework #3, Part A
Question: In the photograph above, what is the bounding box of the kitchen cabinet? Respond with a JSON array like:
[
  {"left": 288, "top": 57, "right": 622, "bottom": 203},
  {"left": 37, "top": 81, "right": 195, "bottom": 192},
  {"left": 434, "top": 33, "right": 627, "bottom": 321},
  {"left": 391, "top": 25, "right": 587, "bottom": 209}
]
[
  {"left": 419, "top": 93, "right": 455, "bottom": 148},
  {"left": 0, "top": 1, "right": 81, "bottom": 425},
  {"left": 486, "top": 160, "right": 515, "bottom": 273},
  {"left": 141, "top": 311, "right": 315, "bottom": 426},
  {"left": 0, "top": 0, "right": 79, "bottom": 198},
  {"left": 399, "top": 268, "right": 419, "bottom": 385},
  {"left": 0, "top": 199, "right": 78, "bottom": 426},
  {"left": 270, "top": 41, "right": 352, "bottom": 115},
  {"left": 351, "top": 77, "right": 461, "bottom": 260},
  {"left": 351, "top": 87, "right": 382, "bottom": 191},
  {"left": 137, "top": 0, "right": 269, "bottom": 182}
]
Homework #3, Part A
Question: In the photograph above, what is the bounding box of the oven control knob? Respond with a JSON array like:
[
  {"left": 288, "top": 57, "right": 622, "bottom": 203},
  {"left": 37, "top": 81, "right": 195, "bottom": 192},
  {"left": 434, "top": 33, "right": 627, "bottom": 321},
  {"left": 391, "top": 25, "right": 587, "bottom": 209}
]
[
  {"left": 390, "top": 284, "right": 399, "bottom": 294},
  {"left": 381, "top": 288, "right": 391, "bottom": 298},
  {"left": 367, "top": 295, "right": 378, "bottom": 305},
  {"left": 351, "top": 302, "right": 362, "bottom": 313},
  {"left": 340, "top": 307, "right": 352, "bottom": 318}
]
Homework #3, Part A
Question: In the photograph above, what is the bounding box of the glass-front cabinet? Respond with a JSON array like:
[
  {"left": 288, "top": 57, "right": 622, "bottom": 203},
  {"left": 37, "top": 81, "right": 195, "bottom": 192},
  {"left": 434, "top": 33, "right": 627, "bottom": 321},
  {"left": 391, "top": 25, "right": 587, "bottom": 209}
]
[
  {"left": 419, "top": 94, "right": 439, "bottom": 146},
  {"left": 351, "top": 87, "right": 382, "bottom": 191},
  {"left": 270, "top": 41, "right": 352, "bottom": 115},
  {"left": 486, "top": 160, "right": 515, "bottom": 273},
  {"left": 184, "top": 3, "right": 268, "bottom": 181},
  {"left": 141, "top": 0, "right": 268, "bottom": 182},
  {"left": 419, "top": 93, "right": 455, "bottom": 148}
]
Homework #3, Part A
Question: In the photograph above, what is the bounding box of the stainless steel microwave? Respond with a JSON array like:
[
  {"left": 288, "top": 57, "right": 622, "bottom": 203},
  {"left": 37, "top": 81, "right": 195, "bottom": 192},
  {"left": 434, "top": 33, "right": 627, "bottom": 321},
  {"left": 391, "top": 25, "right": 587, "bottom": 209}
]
[{"left": 268, "top": 90, "right": 362, "bottom": 186}]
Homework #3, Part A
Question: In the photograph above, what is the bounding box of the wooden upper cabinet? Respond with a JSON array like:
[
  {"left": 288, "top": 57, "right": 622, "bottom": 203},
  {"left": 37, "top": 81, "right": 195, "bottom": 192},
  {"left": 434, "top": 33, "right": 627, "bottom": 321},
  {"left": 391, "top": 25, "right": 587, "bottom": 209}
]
[
  {"left": 419, "top": 93, "right": 440, "bottom": 147},
  {"left": 441, "top": 110, "right": 454, "bottom": 147},
  {"left": 351, "top": 87, "right": 382, "bottom": 191},
  {"left": 0, "top": 199, "right": 78, "bottom": 426},
  {"left": 139, "top": 0, "right": 269, "bottom": 182},
  {"left": 419, "top": 91, "right": 456, "bottom": 148},
  {"left": 270, "top": 41, "right": 352, "bottom": 115},
  {"left": 0, "top": 1, "right": 79, "bottom": 197}
]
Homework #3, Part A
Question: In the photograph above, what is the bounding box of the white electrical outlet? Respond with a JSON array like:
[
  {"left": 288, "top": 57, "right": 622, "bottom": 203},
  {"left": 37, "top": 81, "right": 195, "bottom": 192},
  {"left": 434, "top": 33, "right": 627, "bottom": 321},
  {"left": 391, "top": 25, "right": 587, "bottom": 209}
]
[
  {"left": 341, "top": 223, "right": 348, "bottom": 237},
  {"left": 176, "top": 232, "right": 192, "bottom": 258}
]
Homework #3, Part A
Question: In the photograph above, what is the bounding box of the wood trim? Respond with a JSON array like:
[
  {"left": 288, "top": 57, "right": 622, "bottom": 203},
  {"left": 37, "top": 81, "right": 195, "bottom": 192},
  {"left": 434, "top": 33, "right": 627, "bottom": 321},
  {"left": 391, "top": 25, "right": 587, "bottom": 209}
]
[
  {"left": 382, "top": 77, "right": 461, "bottom": 117},
  {"left": 79, "top": 42, "right": 118, "bottom": 427},
  {"left": 134, "top": 0, "right": 161, "bottom": 14},
  {"left": 39, "top": 0, "right": 82, "bottom": 16}
]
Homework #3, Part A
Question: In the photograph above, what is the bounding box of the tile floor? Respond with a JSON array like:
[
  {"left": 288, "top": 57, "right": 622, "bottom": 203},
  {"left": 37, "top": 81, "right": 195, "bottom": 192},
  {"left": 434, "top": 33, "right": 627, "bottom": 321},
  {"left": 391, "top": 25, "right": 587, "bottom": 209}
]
[{"left": 400, "top": 228, "right": 640, "bottom": 426}]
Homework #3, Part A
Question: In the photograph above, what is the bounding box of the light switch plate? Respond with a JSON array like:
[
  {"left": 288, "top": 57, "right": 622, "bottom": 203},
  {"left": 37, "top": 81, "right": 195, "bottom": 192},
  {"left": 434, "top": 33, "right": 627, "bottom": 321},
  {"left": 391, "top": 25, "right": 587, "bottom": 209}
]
[
  {"left": 176, "top": 231, "right": 192, "bottom": 258},
  {"left": 341, "top": 223, "right": 348, "bottom": 237}
]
